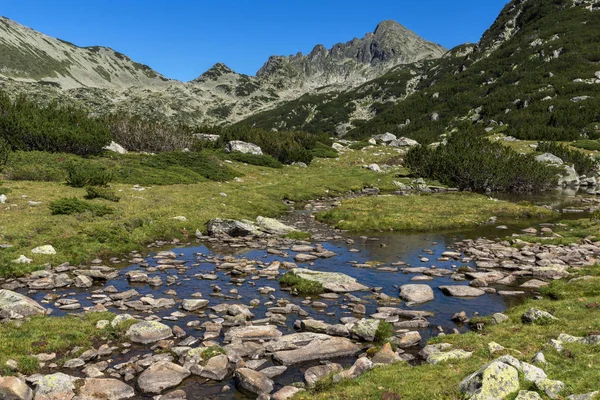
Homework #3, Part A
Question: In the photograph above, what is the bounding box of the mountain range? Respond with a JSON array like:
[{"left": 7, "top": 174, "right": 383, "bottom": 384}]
[{"left": 1, "top": 0, "right": 599, "bottom": 143}]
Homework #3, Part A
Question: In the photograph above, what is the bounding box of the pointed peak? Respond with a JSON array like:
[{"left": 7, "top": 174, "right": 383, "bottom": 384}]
[
  {"left": 374, "top": 20, "right": 407, "bottom": 34},
  {"left": 195, "top": 63, "right": 237, "bottom": 82}
]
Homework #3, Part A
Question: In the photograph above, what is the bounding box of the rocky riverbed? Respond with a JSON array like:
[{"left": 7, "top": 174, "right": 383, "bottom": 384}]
[{"left": 0, "top": 198, "right": 599, "bottom": 399}]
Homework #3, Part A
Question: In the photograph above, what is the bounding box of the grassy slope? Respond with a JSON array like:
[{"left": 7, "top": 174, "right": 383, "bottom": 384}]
[
  {"left": 299, "top": 263, "right": 600, "bottom": 400},
  {"left": 316, "top": 192, "right": 555, "bottom": 232}
]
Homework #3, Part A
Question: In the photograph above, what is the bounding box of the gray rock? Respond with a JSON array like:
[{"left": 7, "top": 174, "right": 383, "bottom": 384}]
[
  {"left": 225, "top": 141, "right": 263, "bottom": 155},
  {"left": 207, "top": 218, "right": 262, "bottom": 237},
  {"left": 224, "top": 325, "right": 282, "bottom": 342},
  {"left": 332, "top": 357, "right": 373, "bottom": 383},
  {"left": 289, "top": 268, "right": 368, "bottom": 293},
  {"left": 439, "top": 285, "right": 485, "bottom": 297},
  {"left": 77, "top": 378, "right": 135, "bottom": 400},
  {"left": 126, "top": 321, "right": 172, "bottom": 344},
  {"left": 522, "top": 308, "right": 558, "bottom": 324},
  {"left": 460, "top": 360, "right": 520, "bottom": 399},
  {"left": 104, "top": 141, "right": 127, "bottom": 154},
  {"left": 181, "top": 299, "right": 209, "bottom": 311},
  {"left": 399, "top": 284, "right": 434, "bottom": 303},
  {"left": 191, "top": 354, "right": 229, "bottom": 381},
  {"left": 272, "top": 386, "right": 305, "bottom": 400},
  {"left": 350, "top": 319, "right": 380, "bottom": 342},
  {"left": 0, "top": 290, "right": 46, "bottom": 318},
  {"left": 536, "top": 379, "right": 565, "bottom": 399},
  {"left": 34, "top": 373, "right": 75, "bottom": 400},
  {"left": 304, "top": 363, "right": 343, "bottom": 387},
  {"left": 234, "top": 368, "right": 273, "bottom": 396},
  {"left": 273, "top": 337, "right": 360, "bottom": 365},
  {"left": 0, "top": 376, "right": 33, "bottom": 400},
  {"left": 535, "top": 153, "right": 564, "bottom": 165},
  {"left": 138, "top": 362, "right": 191, "bottom": 394}
]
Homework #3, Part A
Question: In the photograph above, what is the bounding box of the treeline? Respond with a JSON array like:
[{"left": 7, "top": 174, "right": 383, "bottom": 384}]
[{"left": 404, "top": 128, "right": 559, "bottom": 192}]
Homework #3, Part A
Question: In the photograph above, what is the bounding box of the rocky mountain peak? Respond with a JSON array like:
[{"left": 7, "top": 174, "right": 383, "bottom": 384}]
[{"left": 194, "top": 62, "right": 238, "bottom": 82}]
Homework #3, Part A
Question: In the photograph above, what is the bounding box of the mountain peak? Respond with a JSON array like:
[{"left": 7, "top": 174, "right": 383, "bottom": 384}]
[
  {"left": 374, "top": 20, "right": 407, "bottom": 34},
  {"left": 194, "top": 63, "right": 238, "bottom": 82}
]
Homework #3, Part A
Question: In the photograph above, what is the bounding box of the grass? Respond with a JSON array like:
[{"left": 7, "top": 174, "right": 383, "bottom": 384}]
[
  {"left": 315, "top": 192, "right": 556, "bottom": 232},
  {"left": 49, "top": 197, "right": 115, "bottom": 216},
  {"left": 0, "top": 312, "right": 116, "bottom": 375},
  {"left": 280, "top": 272, "right": 325, "bottom": 295},
  {"left": 201, "top": 346, "right": 227, "bottom": 360},
  {"left": 0, "top": 146, "right": 402, "bottom": 277},
  {"left": 374, "top": 321, "right": 394, "bottom": 344},
  {"left": 283, "top": 231, "right": 313, "bottom": 241},
  {"left": 297, "top": 267, "right": 600, "bottom": 400}
]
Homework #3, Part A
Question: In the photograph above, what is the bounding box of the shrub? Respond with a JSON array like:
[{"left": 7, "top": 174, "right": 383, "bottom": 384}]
[
  {"left": 0, "top": 92, "right": 110, "bottom": 156},
  {"left": 0, "top": 138, "right": 10, "bottom": 170},
  {"left": 279, "top": 272, "right": 324, "bottom": 295},
  {"left": 65, "top": 162, "right": 113, "bottom": 188},
  {"left": 224, "top": 152, "right": 283, "bottom": 168},
  {"left": 85, "top": 186, "right": 120, "bottom": 202},
  {"left": 310, "top": 142, "right": 339, "bottom": 159},
  {"left": 572, "top": 140, "right": 600, "bottom": 152},
  {"left": 348, "top": 141, "right": 371, "bottom": 150},
  {"left": 374, "top": 321, "right": 394, "bottom": 344},
  {"left": 49, "top": 197, "right": 114, "bottom": 217},
  {"left": 404, "top": 128, "right": 559, "bottom": 192},
  {"left": 283, "top": 231, "right": 312, "bottom": 240},
  {"left": 537, "top": 141, "right": 599, "bottom": 176}
]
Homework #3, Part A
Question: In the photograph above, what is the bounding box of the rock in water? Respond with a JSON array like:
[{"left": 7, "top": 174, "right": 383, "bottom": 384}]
[
  {"left": 125, "top": 321, "right": 172, "bottom": 344},
  {"left": 439, "top": 285, "right": 485, "bottom": 297},
  {"left": 206, "top": 218, "right": 261, "bottom": 237},
  {"left": 77, "top": 378, "right": 135, "bottom": 400},
  {"left": 399, "top": 284, "right": 434, "bottom": 303},
  {"left": 289, "top": 268, "right": 368, "bottom": 293},
  {"left": 234, "top": 368, "right": 273, "bottom": 396},
  {"left": 138, "top": 362, "right": 190, "bottom": 394},
  {"left": 304, "top": 363, "right": 343, "bottom": 387},
  {"left": 0, "top": 289, "right": 46, "bottom": 318},
  {"left": 273, "top": 337, "right": 360, "bottom": 365},
  {"left": 225, "top": 141, "right": 263, "bottom": 155},
  {"left": 0, "top": 376, "right": 33, "bottom": 400}
]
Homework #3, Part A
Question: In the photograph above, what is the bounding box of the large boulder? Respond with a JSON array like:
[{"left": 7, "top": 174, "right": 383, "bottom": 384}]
[
  {"left": 138, "top": 362, "right": 190, "bottom": 394},
  {"left": 332, "top": 357, "right": 373, "bottom": 383},
  {"left": 190, "top": 354, "right": 229, "bottom": 381},
  {"left": 439, "top": 286, "right": 485, "bottom": 297},
  {"left": 234, "top": 368, "right": 273, "bottom": 396},
  {"left": 559, "top": 165, "right": 580, "bottom": 187},
  {"left": 273, "top": 337, "right": 360, "bottom": 365},
  {"left": 255, "top": 216, "right": 297, "bottom": 235},
  {"left": 389, "top": 137, "right": 419, "bottom": 147},
  {"left": 372, "top": 342, "right": 403, "bottom": 364},
  {"left": 0, "top": 376, "right": 33, "bottom": 400},
  {"left": 399, "top": 284, "right": 434, "bottom": 303},
  {"left": 125, "top": 321, "right": 172, "bottom": 344},
  {"left": 535, "top": 153, "right": 563, "bottom": 165},
  {"left": 77, "top": 378, "right": 135, "bottom": 400},
  {"left": 289, "top": 269, "right": 368, "bottom": 293},
  {"left": 34, "top": 373, "right": 76, "bottom": 400},
  {"left": 350, "top": 319, "right": 380, "bottom": 342},
  {"left": 460, "top": 360, "right": 520, "bottom": 399},
  {"left": 522, "top": 308, "right": 558, "bottom": 325},
  {"left": 225, "top": 141, "right": 263, "bottom": 155},
  {"left": 372, "top": 133, "right": 397, "bottom": 143},
  {"left": 206, "top": 218, "right": 262, "bottom": 237},
  {"left": 0, "top": 290, "right": 46, "bottom": 318}
]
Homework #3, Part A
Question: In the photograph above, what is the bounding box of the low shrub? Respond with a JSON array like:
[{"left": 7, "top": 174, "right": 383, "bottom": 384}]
[
  {"left": 65, "top": 162, "right": 113, "bottom": 188},
  {"left": 374, "top": 321, "right": 394, "bottom": 343},
  {"left": 49, "top": 197, "right": 114, "bottom": 217},
  {"left": 85, "top": 186, "right": 120, "bottom": 202},
  {"left": 283, "top": 231, "right": 312, "bottom": 240},
  {"left": 310, "top": 142, "right": 339, "bottom": 159},
  {"left": 537, "top": 141, "right": 599, "bottom": 176},
  {"left": 404, "top": 128, "right": 559, "bottom": 192},
  {"left": 572, "top": 139, "right": 600, "bottom": 152},
  {"left": 279, "top": 272, "right": 324, "bottom": 295},
  {"left": 225, "top": 152, "right": 283, "bottom": 168},
  {"left": 348, "top": 141, "right": 371, "bottom": 150}
]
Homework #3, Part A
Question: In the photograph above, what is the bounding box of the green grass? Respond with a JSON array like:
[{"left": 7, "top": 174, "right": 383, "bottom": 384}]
[
  {"left": 315, "top": 192, "right": 555, "bottom": 232},
  {"left": 0, "top": 312, "right": 116, "bottom": 375},
  {"left": 298, "top": 268, "right": 600, "bottom": 400},
  {"left": 49, "top": 197, "right": 115, "bottom": 217},
  {"left": 572, "top": 139, "right": 600, "bottom": 152},
  {"left": 280, "top": 272, "right": 325, "bottom": 295},
  {"left": 283, "top": 231, "right": 313, "bottom": 241},
  {"left": 201, "top": 346, "right": 227, "bottom": 360}
]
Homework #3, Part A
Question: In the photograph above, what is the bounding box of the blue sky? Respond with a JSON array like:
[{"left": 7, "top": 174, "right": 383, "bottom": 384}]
[{"left": 0, "top": 1, "right": 509, "bottom": 81}]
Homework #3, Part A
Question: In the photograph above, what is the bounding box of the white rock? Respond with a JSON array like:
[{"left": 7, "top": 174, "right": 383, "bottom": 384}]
[
  {"left": 104, "top": 141, "right": 127, "bottom": 154},
  {"left": 31, "top": 245, "right": 57, "bottom": 255}
]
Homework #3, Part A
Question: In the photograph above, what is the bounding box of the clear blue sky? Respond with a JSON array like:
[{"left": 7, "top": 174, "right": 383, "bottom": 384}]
[{"left": 0, "top": 1, "right": 508, "bottom": 81}]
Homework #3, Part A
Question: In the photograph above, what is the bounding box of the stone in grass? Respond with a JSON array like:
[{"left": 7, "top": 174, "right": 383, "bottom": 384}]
[
  {"left": 31, "top": 245, "right": 57, "bottom": 255},
  {"left": 272, "top": 386, "right": 305, "bottom": 400},
  {"left": 535, "top": 379, "right": 565, "bottom": 400},
  {"left": 515, "top": 391, "right": 543, "bottom": 400},
  {"left": 567, "top": 392, "right": 600, "bottom": 400},
  {"left": 521, "top": 308, "right": 558, "bottom": 325},
  {"left": 460, "top": 360, "right": 520, "bottom": 399},
  {"left": 427, "top": 349, "right": 473, "bottom": 365}
]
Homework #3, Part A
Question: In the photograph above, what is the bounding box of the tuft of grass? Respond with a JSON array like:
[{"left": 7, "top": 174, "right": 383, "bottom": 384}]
[
  {"left": 374, "top": 321, "right": 394, "bottom": 344},
  {"left": 85, "top": 186, "right": 120, "bottom": 202},
  {"left": 201, "top": 346, "right": 227, "bottom": 360},
  {"left": 280, "top": 272, "right": 324, "bottom": 295},
  {"left": 284, "top": 231, "right": 313, "bottom": 241},
  {"left": 316, "top": 192, "right": 555, "bottom": 232},
  {"left": 49, "top": 197, "right": 114, "bottom": 217},
  {"left": 223, "top": 152, "right": 283, "bottom": 168}
]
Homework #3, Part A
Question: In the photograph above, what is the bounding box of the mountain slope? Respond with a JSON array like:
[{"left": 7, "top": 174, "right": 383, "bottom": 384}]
[
  {"left": 0, "top": 18, "right": 444, "bottom": 125},
  {"left": 0, "top": 16, "right": 169, "bottom": 90},
  {"left": 239, "top": 0, "right": 600, "bottom": 142}
]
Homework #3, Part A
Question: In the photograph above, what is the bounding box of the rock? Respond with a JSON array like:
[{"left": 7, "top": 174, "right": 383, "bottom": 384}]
[
  {"left": 77, "top": 378, "right": 134, "bottom": 400},
  {"left": 0, "top": 376, "right": 33, "bottom": 400},
  {"left": 367, "top": 164, "right": 381, "bottom": 173},
  {"left": 439, "top": 286, "right": 485, "bottom": 297},
  {"left": 0, "top": 194, "right": 7, "bottom": 204},
  {"left": 207, "top": 218, "right": 261, "bottom": 237},
  {"left": 289, "top": 269, "right": 368, "bottom": 293},
  {"left": 0, "top": 290, "right": 46, "bottom": 318},
  {"left": 373, "top": 133, "right": 397, "bottom": 143},
  {"left": 394, "top": 331, "right": 422, "bottom": 348},
  {"left": 255, "top": 216, "right": 297, "bottom": 235},
  {"left": 351, "top": 319, "right": 380, "bottom": 342},
  {"left": 515, "top": 391, "right": 543, "bottom": 400},
  {"left": 272, "top": 386, "right": 305, "bottom": 400},
  {"left": 522, "top": 362, "right": 547, "bottom": 383},
  {"left": 522, "top": 308, "right": 558, "bottom": 324},
  {"left": 520, "top": 279, "right": 549, "bottom": 289},
  {"left": 104, "top": 141, "right": 127, "bottom": 154},
  {"left": 487, "top": 342, "right": 505, "bottom": 354},
  {"left": 31, "top": 245, "right": 56, "bottom": 255},
  {"left": 126, "top": 321, "right": 172, "bottom": 344},
  {"left": 389, "top": 137, "right": 419, "bottom": 147},
  {"left": 224, "top": 325, "right": 282, "bottom": 342},
  {"left": 304, "top": 363, "right": 343, "bottom": 387},
  {"left": 536, "top": 379, "right": 565, "bottom": 399},
  {"left": 567, "top": 392, "right": 600, "bottom": 400},
  {"left": 110, "top": 314, "right": 134, "bottom": 328},
  {"left": 372, "top": 343, "right": 402, "bottom": 364},
  {"left": 399, "top": 284, "right": 434, "bottom": 303},
  {"left": 535, "top": 153, "right": 564, "bottom": 165},
  {"left": 138, "top": 362, "right": 190, "bottom": 394},
  {"left": 234, "top": 368, "right": 273, "bottom": 396},
  {"left": 559, "top": 165, "right": 580, "bottom": 187},
  {"left": 191, "top": 354, "right": 229, "bottom": 381},
  {"left": 225, "top": 141, "right": 263, "bottom": 155},
  {"left": 34, "top": 373, "right": 75, "bottom": 400},
  {"left": 181, "top": 299, "right": 209, "bottom": 311},
  {"left": 12, "top": 255, "right": 33, "bottom": 264},
  {"left": 460, "top": 360, "right": 520, "bottom": 399},
  {"left": 273, "top": 337, "right": 360, "bottom": 365},
  {"left": 427, "top": 349, "right": 473, "bottom": 364},
  {"left": 259, "top": 366, "right": 287, "bottom": 379},
  {"left": 192, "top": 133, "right": 220, "bottom": 142},
  {"left": 332, "top": 357, "right": 373, "bottom": 383},
  {"left": 492, "top": 313, "right": 510, "bottom": 324},
  {"left": 74, "top": 275, "right": 93, "bottom": 288}
]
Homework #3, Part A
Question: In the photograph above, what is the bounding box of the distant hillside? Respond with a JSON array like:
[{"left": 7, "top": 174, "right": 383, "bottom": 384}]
[{"left": 239, "top": 0, "right": 600, "bottom": 143}]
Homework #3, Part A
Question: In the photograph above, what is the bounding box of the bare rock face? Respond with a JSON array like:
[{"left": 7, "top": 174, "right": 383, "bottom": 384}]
[
  {"left": 137, "top": 362, "right": 191, "bottom": 394},
  {"left": 0, "top": 289, "right": 46, "bottom": 318}
]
